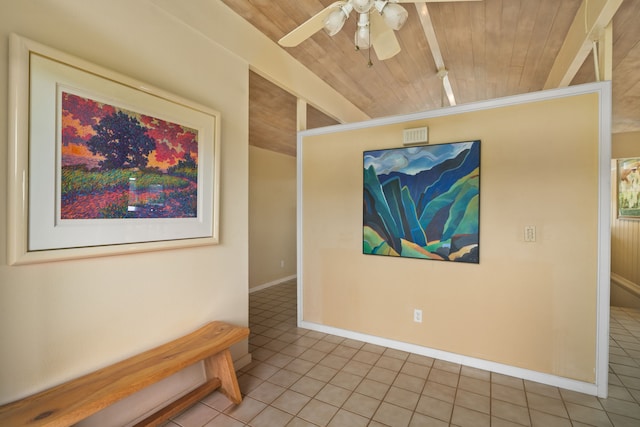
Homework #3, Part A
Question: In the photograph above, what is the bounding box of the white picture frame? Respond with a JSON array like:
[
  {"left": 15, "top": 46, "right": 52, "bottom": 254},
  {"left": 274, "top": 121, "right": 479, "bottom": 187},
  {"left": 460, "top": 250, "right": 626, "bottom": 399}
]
[{"left": 7, "top": 34, "right": 221, "bottom": 265}]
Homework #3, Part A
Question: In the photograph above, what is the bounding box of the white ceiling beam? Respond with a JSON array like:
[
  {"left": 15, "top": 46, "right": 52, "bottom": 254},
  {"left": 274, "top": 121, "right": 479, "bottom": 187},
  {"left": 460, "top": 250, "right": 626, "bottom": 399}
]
[
  {"left": 415, "top": 3, "right": 456, "bottom": 106},
  {"left": 297, "top": 98, "right": 307, "bottom": 131},
  {"left": 598, "top": 21, "right": 613, "bottom": 81},
  {"left": 544, "top": 0, "right": 622, "bottom": 89}
]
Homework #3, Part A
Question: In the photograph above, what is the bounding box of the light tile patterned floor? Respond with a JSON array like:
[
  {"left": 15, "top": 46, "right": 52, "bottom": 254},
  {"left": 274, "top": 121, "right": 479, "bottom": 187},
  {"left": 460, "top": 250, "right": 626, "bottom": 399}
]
[{"left": 164, "top": 280, "right": 640, "bottom": 426}]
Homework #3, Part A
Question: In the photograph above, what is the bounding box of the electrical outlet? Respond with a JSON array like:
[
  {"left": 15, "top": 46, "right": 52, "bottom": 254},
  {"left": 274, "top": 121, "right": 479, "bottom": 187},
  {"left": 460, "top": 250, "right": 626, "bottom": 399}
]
[
  {"left": 524, "top": 225, "right": 536, "bottom": 242},
  {"left": 280, "top": 260, "right": 285, "bottom": 268},
  {"left": 413, "top": 309, "right": 423, "bottom": 323}
]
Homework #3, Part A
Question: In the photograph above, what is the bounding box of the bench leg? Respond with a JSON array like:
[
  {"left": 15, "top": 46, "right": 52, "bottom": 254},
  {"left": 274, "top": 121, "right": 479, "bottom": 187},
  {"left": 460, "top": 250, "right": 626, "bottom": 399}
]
[{"left": 204, "top": 349, "right": 243, "bottom": 404}]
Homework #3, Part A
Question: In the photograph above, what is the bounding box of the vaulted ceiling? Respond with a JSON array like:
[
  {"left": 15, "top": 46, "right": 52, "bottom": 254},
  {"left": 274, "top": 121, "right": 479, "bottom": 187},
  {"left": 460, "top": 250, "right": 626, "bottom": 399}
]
[
  {"left": 249, "top": 71, "right": 339, "bottom": 156},
  {"left": 223, "top": 0, "right": 640, "bottom": 157}
]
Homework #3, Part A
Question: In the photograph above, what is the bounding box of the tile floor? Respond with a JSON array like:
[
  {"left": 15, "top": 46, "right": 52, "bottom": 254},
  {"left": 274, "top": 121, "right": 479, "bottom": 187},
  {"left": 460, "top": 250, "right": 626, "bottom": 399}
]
[{"left": 164, "top": 280, "right": 640, "bottom": 426}]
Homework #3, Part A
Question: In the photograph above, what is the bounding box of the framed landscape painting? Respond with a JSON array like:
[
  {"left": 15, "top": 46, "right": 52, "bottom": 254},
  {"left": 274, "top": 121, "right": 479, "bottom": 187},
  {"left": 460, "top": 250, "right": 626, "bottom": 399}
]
[
  {"left": 7, "top": 34, "right": 220, "bottom": 264},
  {"left": 618, "top": 157, "right": 640, "bottom": 219},
  {"left": 60, "top": 92, "right": 200, "bottom": 220},
  {"left": 363, "top": 140, "right": 480, "bottom": 263}
]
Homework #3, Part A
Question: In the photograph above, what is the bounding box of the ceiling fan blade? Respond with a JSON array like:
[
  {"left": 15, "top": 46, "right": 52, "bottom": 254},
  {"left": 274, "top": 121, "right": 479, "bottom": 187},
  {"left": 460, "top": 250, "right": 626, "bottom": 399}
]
[
  {"left": 370, "top": 11, "right": 401, "bottom": 60},
  {"left": 278, "top": 1, "right": 347, "bottom": 47}
]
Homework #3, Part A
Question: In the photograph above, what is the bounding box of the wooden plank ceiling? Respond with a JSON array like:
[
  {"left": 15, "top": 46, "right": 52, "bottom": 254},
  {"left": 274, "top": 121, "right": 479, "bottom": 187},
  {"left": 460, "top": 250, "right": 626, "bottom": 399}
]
[
  {"left": 225, "top": 0, "right": 640, "bottom": 157},
  {"left": 249, "top": 71, "right": 339, "bottom": 156}
]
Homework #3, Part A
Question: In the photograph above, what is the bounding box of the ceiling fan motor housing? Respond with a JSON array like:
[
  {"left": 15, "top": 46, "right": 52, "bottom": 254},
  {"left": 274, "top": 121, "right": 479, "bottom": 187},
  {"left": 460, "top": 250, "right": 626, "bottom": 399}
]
[{"left": 352, "top": 0, "right": 375, "bottom": 13}]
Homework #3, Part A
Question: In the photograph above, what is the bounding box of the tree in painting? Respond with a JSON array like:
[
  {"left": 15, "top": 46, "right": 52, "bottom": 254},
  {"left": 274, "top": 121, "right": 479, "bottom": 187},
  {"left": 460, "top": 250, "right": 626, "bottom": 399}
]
[{"left": 87, "top": 111, "right": 156, "bottom": 170}]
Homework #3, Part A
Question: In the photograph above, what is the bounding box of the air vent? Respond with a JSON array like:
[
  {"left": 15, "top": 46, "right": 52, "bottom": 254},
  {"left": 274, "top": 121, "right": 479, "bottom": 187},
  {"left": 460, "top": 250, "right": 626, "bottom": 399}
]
[{"left": 403, "top": 127, "right": 428, "bottom": 145}]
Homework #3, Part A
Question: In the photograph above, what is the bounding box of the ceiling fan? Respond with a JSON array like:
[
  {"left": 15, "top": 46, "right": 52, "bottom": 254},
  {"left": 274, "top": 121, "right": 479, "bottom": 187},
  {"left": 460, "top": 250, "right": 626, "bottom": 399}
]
[
  {"left": 278, "top": 0, "right": 480, "bottom": 61},
  {"left": 278, "top": 0, "right": 481, "bottom": 106}
]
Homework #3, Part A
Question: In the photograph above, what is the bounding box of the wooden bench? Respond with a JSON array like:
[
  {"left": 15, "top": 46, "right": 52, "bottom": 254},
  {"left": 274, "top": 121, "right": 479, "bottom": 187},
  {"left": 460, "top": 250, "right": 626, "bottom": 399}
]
[{"left": 0, "top": 321, "right": 249, "bottom": 427}]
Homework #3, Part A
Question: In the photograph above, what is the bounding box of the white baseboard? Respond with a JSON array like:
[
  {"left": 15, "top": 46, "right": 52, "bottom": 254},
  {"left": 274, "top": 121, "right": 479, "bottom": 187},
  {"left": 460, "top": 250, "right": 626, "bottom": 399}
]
[
  {"left": 249, "top": 275, "right": 297, "bottom": 293},
  {"left": 299, "top": 320, "right": 600, "bottom": 397},
  {"left": 611, "top": 273, "right": 640, "bottom": 310},
  {"left": 611, "top": 272, "right": 640, "bottom": 298}
]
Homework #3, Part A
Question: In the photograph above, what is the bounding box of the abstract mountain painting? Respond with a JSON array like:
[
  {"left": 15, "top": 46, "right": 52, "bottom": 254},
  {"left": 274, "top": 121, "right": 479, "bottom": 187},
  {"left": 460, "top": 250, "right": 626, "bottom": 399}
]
[{"left": 363, "top": 140, "right": 480, "bottom": 263}]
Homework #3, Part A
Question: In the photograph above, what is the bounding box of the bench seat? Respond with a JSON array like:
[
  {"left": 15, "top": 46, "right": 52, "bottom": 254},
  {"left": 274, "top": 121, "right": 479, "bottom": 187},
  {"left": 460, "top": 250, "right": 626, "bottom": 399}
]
[{"left": 0, "top": 321, "right": 249, "bottom": 427}]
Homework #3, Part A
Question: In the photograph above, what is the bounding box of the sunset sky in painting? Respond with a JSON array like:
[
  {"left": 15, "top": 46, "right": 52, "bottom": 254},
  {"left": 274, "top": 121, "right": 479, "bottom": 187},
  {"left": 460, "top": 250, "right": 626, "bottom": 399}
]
[{"left": 61, "top": 92, "right": 198, "bottom": 171}]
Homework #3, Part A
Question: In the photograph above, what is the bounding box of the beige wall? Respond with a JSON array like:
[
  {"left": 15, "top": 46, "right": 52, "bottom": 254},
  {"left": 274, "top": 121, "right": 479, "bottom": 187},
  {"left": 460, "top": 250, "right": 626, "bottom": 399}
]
[
  {"left": 249, "top": 146, "right": 297, "bottom": 289},
  {"left": 0, "top": 0, "right": 364, "bottom": 410},
  {"left": 0, "top": 0, "right": 251, "bottom": 405},
  {"left": 613, "top": 131, "right": 640, "bottom": 159},
  {"left": 300, "top": 93, "right": 602, "bottom": 383},
  {"left": 611, "top": 131, "right": 640, "bottom": 289}
]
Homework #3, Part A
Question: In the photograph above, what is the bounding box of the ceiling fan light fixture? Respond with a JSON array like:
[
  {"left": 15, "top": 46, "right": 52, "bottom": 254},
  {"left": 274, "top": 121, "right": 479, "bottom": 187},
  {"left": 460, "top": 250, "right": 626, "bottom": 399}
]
[
  {"left": 380, "top": 3, "right": 408, "bottom": 31},
  {"left": 354, "top": 13, "right": 371, "bottom": 49},
  {"left": 324, "top": 4, "right": 353, "bottom": 36},
  {"left": 352, "top": 0, "right": 375, "bottom": 14},
  {"left": 355, "top": 26, "right": 371, "bottom": 49}
]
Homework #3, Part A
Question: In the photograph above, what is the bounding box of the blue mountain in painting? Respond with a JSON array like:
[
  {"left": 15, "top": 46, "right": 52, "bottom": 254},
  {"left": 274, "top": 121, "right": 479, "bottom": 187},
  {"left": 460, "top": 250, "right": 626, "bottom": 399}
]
[{"left": 363, "top": 141, "right": 480, "bottom": 263}]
